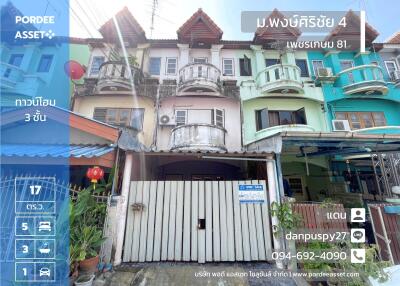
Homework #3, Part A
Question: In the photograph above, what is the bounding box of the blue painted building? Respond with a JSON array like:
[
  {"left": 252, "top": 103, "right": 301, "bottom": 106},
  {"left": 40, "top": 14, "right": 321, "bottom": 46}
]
[{"left": 308, "top": 12, "right": 400, "bottom": 135}]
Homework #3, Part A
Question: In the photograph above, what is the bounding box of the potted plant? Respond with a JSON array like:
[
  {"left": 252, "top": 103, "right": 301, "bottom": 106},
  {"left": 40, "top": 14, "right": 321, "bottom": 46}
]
[{"left": 76, "top": 225, "right": 105, "bottom": 273}]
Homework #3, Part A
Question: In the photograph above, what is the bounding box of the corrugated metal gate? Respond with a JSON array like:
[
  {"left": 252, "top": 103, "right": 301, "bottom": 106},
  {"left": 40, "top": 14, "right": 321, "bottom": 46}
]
[{"left": 123, "top": 180, "right": 273, "bottom": 263}]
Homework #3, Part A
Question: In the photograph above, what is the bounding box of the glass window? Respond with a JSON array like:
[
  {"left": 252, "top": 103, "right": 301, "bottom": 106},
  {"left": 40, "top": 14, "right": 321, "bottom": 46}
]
[
  {"left": 385, "top": 61, "right": 398, "bottom": 81},
  {"left": 90, "top": 56, "right": 105, "bottom": 76},
  {"left": 212, "top": 109, "right": 224, "bottom": 127},
  {"left": 268, "top": 111, "right": 280, "bottom": 127},
  {"left": 265, "top": 58, "right": 280, "bottom": 67},
  {"left": 255, "top": 109, "right": 268, "bottom": 131},
  {"left": 149, "top": 57, "right": 161, "bottom": 75},
  {"left": 360, "top": 113, "right": 374, "bottom": 128},
  {"left": 372, "top": 112, "right": 386, "bottom": 126},
  {"left": 279, "top": 111, "right": 292, "bottom": 125},
  {"left": 175, "top": 110, "right": 187, "bottom": 126},
  {"left": 222, "top": 58, "right": 234, "bottom": 76},
  {"left": 335, "top": 112, "right": 347, "bottom": 120},
  {"left": 131, "top": 109, "right": 144, "bottom": 130},
  {"left": 340, "top": 60, "right": 355, "bottom": 83},
  {"left": 106, "top": 109, "right": 117, "bottom": 123},
  {"left": 166, "top": 58, "right": 177, "bottom": 75},
  {"left": 37, "top": 54, "right": 53, "bottom": 72},
  {"left": 193, "top": 58, "right": 207, "bottom": 63},
  {"left": 295, "top": 59, "right": 309, "bottom": 77},
  {"left": 294, "top": 108, "right": 307, "bottom": 124},
  {"left": 348, "top": 113, "right": 361, "bottom": 129},
  {"left": 4, "top": 54, "right": 24, "bottom": 77},
  {"left": 312, "top": 60, "right": 324, "bottom": 76},
  {"left": 239, "top": 57, "right": 252, "bottom": 76}
]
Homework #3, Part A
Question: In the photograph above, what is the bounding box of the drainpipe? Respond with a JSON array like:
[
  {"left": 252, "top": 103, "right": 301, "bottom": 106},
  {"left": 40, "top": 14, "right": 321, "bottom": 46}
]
[
  {"left": 266, "top": 154, "right": 284, "bottom": 269},
  {"left": 113, "top": 151, "right": 134, "bottom": 266}
]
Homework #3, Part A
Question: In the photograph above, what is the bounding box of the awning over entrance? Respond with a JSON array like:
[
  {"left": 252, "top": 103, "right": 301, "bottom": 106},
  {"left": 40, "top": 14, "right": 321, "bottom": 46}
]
[
  {"left": 1, "top": 144, "right": 116, "bottom": 167},
  {"left": 246, "top": 131, "right": 400, "bottom": 157}
]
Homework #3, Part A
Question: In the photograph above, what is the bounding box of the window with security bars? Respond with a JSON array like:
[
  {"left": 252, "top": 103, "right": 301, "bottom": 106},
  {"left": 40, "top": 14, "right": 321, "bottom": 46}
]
[
  {"left": 93, "top": 108, "right": 144, "bottom": 130},
  {"left": 335, "top": 112, "right": 386, "bottom": 130}
]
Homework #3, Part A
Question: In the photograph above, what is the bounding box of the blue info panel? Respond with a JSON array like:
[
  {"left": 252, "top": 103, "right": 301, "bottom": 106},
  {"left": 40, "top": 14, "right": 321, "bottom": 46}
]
[{"left": 1, "top": 0, "right": 70, "bottom": 285}]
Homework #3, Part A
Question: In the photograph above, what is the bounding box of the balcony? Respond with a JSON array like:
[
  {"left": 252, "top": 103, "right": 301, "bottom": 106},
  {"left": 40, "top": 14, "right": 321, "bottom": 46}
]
[
  {"left": 337, "top": 64, "right": 388, "bottom": 95},
  {"left": 0, "top": 62, "right": 44, "bottom": 99},
  {"left": 170, "top": 123, "right": 226, "bottom": 151},
  {"left": 178, "top": 63, "right": 222, "bottom": 96},
  {"left": 256, "top": 64, "right": 303, "bottom": 95},
  {"left": 0, "top": 62, "right": 24, "bottom": 89},
  {"left": 96, "top": 61, "right": 142, "bottom": 94}
]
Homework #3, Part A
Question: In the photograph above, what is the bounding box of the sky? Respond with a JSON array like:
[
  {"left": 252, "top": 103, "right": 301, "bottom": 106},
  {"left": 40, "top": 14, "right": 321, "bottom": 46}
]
[{"left": 4, "top": 0, "right": 400, "bottom": 42}]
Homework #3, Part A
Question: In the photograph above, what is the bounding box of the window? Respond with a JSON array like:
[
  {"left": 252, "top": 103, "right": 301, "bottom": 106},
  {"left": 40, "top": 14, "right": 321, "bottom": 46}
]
[
  {"left": 4, "top": 54, "right": 23, "bottom": 77},
  {"left": 384, "top": 61, "right": 398, "bottom": 81},
  {"left": 255, "top": 109, "right": 268, "bottom": 131},
  {"left": 193, "top": 58, "right": 207, "bottom": 63},
  {"left": 212, "top": 109, "right": 224, "bottom": 127},
  {"left": 149, "top": 57, "right": 161, "bottom": 75},
  {"left": 37, "top": 54, "right": 53, "bottom": 72},
  {"left": 340, "top": 60, "right": 355, "bottom": 83},
  {"left": 222, "top": 58, "right": 234, "bottom": 76},
  {"left": 312, "top": 60, "right": 324, "bottom": 76},
  {"left": 335, "top": 112, "right": 387, "bottom": 130},
  {"left": 295, "top": 59, "right": 309, "bottom": 77},
  {"left": 268, "top": 108, "right": 307, "bottom": 127},
  {"left": 89, "top": 56, "right": 105, "bottom": 76},
  {"left": 166, "top": 58, "right": 177, "bottom": 75},
  {"left": 265, "top": 58, "right": 280, "bottom": 67},
  {"left": 239, "top": 56, "right": 252, "bottom": 76},
  {"left": 93, "top": 108, "right": 144, "bottom": 130},
  {"left": 175, "top": 110, "right": 187, "bottom": 126}
]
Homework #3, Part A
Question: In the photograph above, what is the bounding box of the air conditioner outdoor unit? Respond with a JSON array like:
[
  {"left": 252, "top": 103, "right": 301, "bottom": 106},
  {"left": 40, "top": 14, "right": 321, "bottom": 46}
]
[
  {"left": 317, "top": 67, "right": 333, "bottom": 78},
  {"left": 332, "top": 120, "right": 351, "bottom": 132},
  {"left": 159, "top": 114, "right": 176, "bottom": 126}
]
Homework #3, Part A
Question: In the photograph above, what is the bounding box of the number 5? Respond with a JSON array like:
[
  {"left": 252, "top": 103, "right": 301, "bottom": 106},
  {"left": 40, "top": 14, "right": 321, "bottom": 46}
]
[{"left": 22, "top": 222, "right": 28, "bottom": 231}]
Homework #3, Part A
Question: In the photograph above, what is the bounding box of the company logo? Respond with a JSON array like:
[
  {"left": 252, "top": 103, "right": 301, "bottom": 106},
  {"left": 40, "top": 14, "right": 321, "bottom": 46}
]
[{"left": 14, "top": 16, "right": 56, "bottom": 40}]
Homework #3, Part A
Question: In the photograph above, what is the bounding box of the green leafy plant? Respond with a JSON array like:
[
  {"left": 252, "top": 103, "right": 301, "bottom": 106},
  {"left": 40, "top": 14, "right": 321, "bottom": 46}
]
[{"left": 270, "top": 201, "right": 302, "bottom": 233}]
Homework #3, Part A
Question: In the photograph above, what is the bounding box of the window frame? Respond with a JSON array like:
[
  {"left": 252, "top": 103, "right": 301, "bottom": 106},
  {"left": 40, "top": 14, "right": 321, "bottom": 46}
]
[
  {"left": 89, "top": 55, "right": 105, "bottom": 77},
  {"left": 255, "top": 108, "right": 269, "bottom": 131},
  {"left": 335, "top": 111, "right": 387, "bottom": 130},
  {"left": 103, "top": 108, "right": 145, "bottom": 130},
  {"left": 267, "top": 109, "right": 307, "bottom": 127},
  {"left": 149, "top": 57, "right": 162, "bottom": 76},
  {"left": 265, "top": 58, "right": 281, "bottom": 67},
  {"left": 37, "top": 54, "right": 54, "bottom": 73},
  {"left": 193, "top": 57, "right": 208, "bottom": 64},
  {"left": 165, "top": 57, "right": 178, "bottom": 75},
  {"left": 212, "top": 108, "right": 225, "bottom": 128},
  {"left": 311, "top": 60, "right": 324, "bottom": 77},
  {"left": 384, "top": 60, "right": 398, "bottom": 81},
  {"left": 222, "top": 58, "right": 234, "bottom": 76},
  {"left": 239, "top": 57, "right": 252, "bottom": 76},
  {"left": 295, "top": 59, "right": 310, "bottom": 77},
  {"left": 175, "top": 109, "right": 187, "bottom": 126}
]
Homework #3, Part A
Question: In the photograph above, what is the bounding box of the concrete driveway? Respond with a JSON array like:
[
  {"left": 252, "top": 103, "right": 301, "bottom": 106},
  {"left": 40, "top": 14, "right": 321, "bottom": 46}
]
[{"left": 94, "top": 263, "right": 299, "bottom": 286}]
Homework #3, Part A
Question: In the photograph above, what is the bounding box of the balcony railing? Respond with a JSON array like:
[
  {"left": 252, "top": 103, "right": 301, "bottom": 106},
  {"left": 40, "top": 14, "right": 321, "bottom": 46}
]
[
  {"left": 178, "top": 63, "right": 221, "bottom": 95},
  {"left": 0, "top": 62, "right": 25, "bottom": 89},
  {"left": 255, "top": 64, "right": 303, "bottom": 94},
  {"left": 96, "top": 61, "right": 142, "bottom": 93},
  {"left": 170, "top": 123, "right": 226, "bottom": 151},
  {"left": 391, "top": 70, "right": 400, "bottom": 86},
  {"left": 337, "top": 64, "right": 388, "bottom": 95}
]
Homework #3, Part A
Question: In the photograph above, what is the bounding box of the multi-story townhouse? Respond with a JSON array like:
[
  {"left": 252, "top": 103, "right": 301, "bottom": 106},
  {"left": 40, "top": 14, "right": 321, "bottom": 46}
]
[{"left": 0, "top": 2, "right": 117, "bottom": 186}]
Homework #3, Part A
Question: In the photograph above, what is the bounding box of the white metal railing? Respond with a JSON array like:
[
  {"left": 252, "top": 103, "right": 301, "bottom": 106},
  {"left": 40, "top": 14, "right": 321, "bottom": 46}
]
[
  {"left": 391, "top": 70, "right": 400, "bottom": 82},
  {"left": 337, "top": 64, "right": 385, "bottom": 87},
  {"left": 256, "top": 64, "right": 302, "bottom": 89},
  {"left": 98, "top": 61, "right": 137, "bottom": 81},
  {"left": 178, "top": 63, "right": 221, "bottom": 85},
  {"left": 171, "top": 123, "right": 226, "bottom": 151}
]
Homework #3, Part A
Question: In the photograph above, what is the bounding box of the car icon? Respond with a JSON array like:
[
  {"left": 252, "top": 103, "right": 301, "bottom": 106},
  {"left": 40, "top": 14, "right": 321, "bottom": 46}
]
[
  {"left": 38, "top": 221, "right": 51, "bottom": 232},
  {"left": 39, "top": 267, "right": 51, "bottom": 277}
]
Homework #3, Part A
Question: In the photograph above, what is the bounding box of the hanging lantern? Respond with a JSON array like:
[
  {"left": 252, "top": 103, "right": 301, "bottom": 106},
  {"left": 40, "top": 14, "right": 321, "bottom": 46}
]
[{"left": 86, "top": 166, "right": 104, "bottom": 183}]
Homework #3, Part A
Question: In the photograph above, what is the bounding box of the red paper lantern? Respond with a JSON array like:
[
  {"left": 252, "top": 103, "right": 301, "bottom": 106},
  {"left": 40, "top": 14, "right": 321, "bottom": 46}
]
[{"left": 86, "top": 166, "right": 104, "bottom": 183}]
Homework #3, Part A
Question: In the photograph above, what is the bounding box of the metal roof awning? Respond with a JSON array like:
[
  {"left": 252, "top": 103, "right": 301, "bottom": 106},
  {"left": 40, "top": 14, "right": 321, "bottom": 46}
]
[
  {"left": 246, "top": 131, "right": 400, "bottom": 157},
  {"left": 0, "top": 144, "right": 115, "bottom": 158}
]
